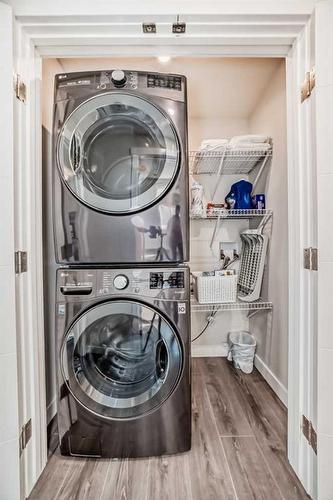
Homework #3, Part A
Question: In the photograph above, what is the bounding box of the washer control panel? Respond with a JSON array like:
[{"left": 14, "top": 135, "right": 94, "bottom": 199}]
[
  {"left": 149, "top": 271, "right": 185, "bottom": 289},
  {"left": 57, "top": 268, "right": 188, "bottom": 301}
]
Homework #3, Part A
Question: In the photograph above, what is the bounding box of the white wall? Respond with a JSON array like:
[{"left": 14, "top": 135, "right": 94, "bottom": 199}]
[
  {"left": 189, "top": 117, "right": 252, "bottom": 355},
  {"left": 189, "top": 117, "right": 249, "bottom": 149},
  {"left": 249, "top": 60, "right": 288, "bottom": 392}
]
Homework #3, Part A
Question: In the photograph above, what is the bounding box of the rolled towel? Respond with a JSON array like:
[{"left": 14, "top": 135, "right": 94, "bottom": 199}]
[
  {"left": 229, "top": 134, "right": 270, "bottom": 147},
  {"left": 228, "top": 142, "right": 271, "bottom": 151}
]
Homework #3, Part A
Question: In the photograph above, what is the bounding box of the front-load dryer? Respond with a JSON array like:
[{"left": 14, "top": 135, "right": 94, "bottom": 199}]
[
  {"left": 53, "top": 70, "right": 189, "bottom": 264},
  {"left": 56, "top": 266, "right": 191, "bottom": 458}
]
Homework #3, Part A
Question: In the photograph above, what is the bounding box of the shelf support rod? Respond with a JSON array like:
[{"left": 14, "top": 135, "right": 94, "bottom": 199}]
[
  {"left": 257, "top": 211, "right": 272, "bottom": 233},
  {"left": 210, "top": 212, "right": 221, "bottom": 249},
  {"left": 211, "top": 149, "right": 227, "bottom": 201},
  {"left": 248, "top": 309, "right": 267, "bottom": 318},
  {"left": 252, "top": 152, "right": 270, "bottom": 192}
]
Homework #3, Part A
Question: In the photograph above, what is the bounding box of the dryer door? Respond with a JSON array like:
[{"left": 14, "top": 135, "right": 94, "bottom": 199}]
[
  {"left": 57, "top": 92, "right": 180, "bottom": 214},
  {"left": 61, "top": 300, "right": 183, "bottom": 420}
]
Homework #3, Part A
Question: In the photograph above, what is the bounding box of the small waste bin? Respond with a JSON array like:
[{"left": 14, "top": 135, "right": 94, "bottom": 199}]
[{"left": 227, "top": 331, "right": 256, "bottom": 374}]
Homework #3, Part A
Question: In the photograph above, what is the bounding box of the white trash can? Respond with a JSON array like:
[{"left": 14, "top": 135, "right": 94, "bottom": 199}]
[{"left": 227, "top": 331, "right": 256, "bottom": 374}]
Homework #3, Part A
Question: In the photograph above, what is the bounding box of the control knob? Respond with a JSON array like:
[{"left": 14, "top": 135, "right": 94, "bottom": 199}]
[
  {"left": 111, "top": 70, "right": 127, "bottom": 87},
  {"left": 113, "top": 274, "right": 129, "bottom": 290}
]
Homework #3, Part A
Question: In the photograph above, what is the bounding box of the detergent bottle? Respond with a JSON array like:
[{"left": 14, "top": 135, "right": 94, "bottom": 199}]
[{"left": 225, "top": 180, "right": 253, "bottom": 210}]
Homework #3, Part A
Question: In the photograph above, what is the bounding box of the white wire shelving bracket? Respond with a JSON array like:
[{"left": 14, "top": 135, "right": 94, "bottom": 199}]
[
  {"left": 200, "top": 209, "right": 273, "bottom": 249},
  {"left": 189, "top": 147, "right": 272, "bottom": 200},
  {"left": 191, "top": 297, "right": 273, "bottom": 314}
]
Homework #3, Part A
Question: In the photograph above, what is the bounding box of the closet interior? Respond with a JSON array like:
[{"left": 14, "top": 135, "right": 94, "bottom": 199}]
[{"left": 42, "top": 55, "right": 288, "bottom": 423}]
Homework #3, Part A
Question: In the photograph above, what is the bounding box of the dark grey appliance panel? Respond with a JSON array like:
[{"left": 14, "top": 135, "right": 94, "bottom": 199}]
[
  {"left": 55, "top": 267, "right": 191, "bottom": 458},
  {"left": 52, "top": 71, "right": 189, "bottom": 265}
]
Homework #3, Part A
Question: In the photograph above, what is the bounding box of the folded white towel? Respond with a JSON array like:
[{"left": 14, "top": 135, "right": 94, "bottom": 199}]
[
  {"left": 228, "top": 142, "right": 271, "bottom": 151},
  {"left": 229, "top": 135, "right": 270, "bottom": 147},
  {"left": 200, "top": 139, "right": 229, "bottom": 151}
]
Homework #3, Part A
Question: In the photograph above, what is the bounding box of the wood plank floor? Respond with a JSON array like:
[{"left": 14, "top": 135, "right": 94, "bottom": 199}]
[{"left": 29, "top": 358, "right": 309, "bottom": 500}]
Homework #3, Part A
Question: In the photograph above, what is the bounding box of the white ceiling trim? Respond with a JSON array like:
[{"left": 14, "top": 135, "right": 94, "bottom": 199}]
[
  {"left": 38, "top": 45, "right": 291, "bottom": 58},
  {"left": 18, "top": 14, "right": 310, "bottom": 24},
  {"left": 17, "top": 12, "right": 309, "bottom": 58}
]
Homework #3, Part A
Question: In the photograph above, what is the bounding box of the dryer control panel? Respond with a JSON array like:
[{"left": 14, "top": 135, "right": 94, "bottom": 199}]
[
  {"left": 147, "top": 74, "right": 182, "bottom": 91},
  {"left": 55, "top": 70, "right": 186, "bottom": 102}
]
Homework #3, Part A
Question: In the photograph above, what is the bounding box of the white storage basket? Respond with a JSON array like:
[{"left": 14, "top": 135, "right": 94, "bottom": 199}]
[{"left": 193, "top": 272, "right": 237, "bottom": 304}]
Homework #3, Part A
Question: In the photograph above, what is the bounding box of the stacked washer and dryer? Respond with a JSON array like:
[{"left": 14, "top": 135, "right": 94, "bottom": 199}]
[{"left": 52, "top": 69, "right": 191, "bottom": 458}]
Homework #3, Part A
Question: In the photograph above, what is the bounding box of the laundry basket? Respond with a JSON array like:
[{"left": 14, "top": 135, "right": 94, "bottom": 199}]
[
  {"left": 227, "top": 331, "right": 256, "bottom": 374},
  {"left": 238, "top": 229, "right": 269, "bottom": 302},
  {"left": 193, "top": 272, "right": 237, "bottom": 304}
]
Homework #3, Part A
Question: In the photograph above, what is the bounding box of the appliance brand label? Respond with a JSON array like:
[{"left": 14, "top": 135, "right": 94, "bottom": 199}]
[{"left": 178, "top": 303, "right": 186, "bottom": 314}]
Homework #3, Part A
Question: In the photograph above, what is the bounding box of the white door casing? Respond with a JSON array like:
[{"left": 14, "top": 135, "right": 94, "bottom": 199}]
[
  {"left": 0, "top": 4, "right": 20, "bottom": 500},
  {"left": 286, "top": 13, "right": 318, "bottom": 499},
  {"left": 13, "top": 13, "right": 48, "bottom": 500}
]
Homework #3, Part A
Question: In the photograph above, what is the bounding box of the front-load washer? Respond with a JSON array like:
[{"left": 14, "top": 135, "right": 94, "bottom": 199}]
[
  {"left": 53, "top": 70, "right": 189, "bottom": 264},
  {"left": 56, "top": 266, "right": 191, "bottom": 458}
]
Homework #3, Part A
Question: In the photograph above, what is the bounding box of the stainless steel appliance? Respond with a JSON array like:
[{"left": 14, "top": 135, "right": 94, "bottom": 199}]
[
  {"left": 56, "top": 266, "right": 191, "bottom": 458},
  {"left": 53, "top": 70, "right": 189, "bottom": 264}
]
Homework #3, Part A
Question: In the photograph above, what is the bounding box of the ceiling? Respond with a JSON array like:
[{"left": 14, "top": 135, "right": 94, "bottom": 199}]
[{"left": 58, "top": 57, "right": 284, "bottom": 119}]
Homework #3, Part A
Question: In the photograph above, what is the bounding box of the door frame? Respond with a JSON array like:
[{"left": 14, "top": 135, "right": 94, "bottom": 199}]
[{"left": 11, "top": 11, "right": 316, "bottom": 499}]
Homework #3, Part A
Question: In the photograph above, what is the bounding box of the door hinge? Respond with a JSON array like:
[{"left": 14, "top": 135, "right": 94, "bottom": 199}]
[
  {"left": 13, "top": 73, "right": 26, "bottom": 103},
  {"left": 301, "top": 67, "right": 315, "bottom": 103},
  {"left": 303, "top": 247, "right": 318, "bottom": 271},
  {"left": 14, "top": 251, "right": 28, "bottom": 274},
  {"left": 302, "top": 415, "right": 317, "bottom": 454},
  {"left": 19, "top": 419, "right": 32, "bottom": 455}
]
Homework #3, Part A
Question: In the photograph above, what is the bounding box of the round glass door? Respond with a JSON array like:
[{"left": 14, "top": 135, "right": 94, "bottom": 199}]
[
  {"left": 61, "top": 300, "right": 183, "bottom": 420},
  {"left": 57, "top": 92, "right": 180, "bottom": 214}
]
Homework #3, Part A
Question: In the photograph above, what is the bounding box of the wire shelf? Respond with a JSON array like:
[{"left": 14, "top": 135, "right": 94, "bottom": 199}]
[
  {"left": 191, "top": 297, "right": 273, "bottom": 313},
  {"left": 189, "top": 148, "right": 272, "bottom": 175},
  {"left": 191, "top": 209, "right": 273, "bottom": 220}
]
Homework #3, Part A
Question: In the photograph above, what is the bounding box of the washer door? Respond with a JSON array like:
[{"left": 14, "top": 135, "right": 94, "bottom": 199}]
[
  {"left": 61, "top": 300, "right": 183, "bottom": 419},
  {"left": 57, "top": 92, "right": 180, "bottom": 214}
]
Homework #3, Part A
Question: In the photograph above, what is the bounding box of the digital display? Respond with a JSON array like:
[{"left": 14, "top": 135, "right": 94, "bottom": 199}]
[
  {"left": 147, "top": 74, "right": 182, "bottom": 90},
  {"left": 150, "top": 272, "right": 185, "bottom": 289}
]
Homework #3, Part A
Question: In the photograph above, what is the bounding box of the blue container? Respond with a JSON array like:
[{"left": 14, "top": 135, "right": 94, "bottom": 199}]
[
  {"left": 225, "top": 180, "right": 253, "bottom": 210},
  {"left": 252, "top": 194, "right": 266, "bottom": 210}
]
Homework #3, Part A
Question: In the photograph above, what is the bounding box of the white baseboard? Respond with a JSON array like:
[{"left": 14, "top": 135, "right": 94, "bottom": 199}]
[
  {"left": 254, "top": 354, "right": 288, "bottom": 407},
  {"left": 191, "top": 343, "right": 229, "bottom": 357},
  {"left": 46, "top": 397, "right": 57, "bottom": 425}
]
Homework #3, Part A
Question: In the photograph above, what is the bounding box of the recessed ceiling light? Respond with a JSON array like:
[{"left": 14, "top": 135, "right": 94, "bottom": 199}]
[{"left": 158, "top": 56, "right": 171, "bottom": 63}]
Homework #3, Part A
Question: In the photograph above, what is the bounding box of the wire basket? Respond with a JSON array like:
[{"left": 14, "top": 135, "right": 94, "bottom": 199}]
[
  {"left": 238, "top": 229, "right": 269, "bottom": 302},
  {"left": 192, "top": 272, "right": 238, "bottom": 304}
]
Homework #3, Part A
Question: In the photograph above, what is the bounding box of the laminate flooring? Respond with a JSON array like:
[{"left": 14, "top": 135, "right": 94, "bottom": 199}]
[{"left": 29, "top": 358, "right": 309, "bottom": 500}]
